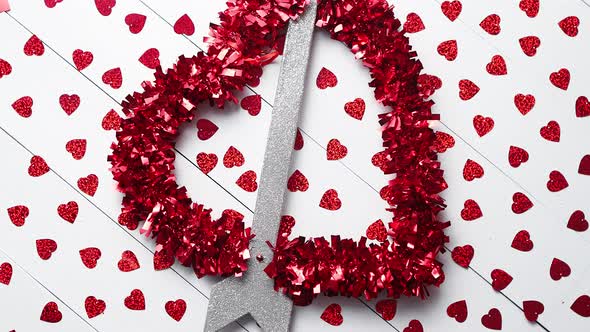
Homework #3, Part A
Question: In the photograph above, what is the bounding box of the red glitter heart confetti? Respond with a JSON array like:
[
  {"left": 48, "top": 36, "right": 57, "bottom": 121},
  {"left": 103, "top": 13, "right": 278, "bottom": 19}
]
[
  {"left": 57, "top": 201, "right": 78, "bottom": 223},
  {"left": 0, "top": 262, "right": 12, "bottom": 285},
  {"left": 79, "top": 247, "right": 101, "bottom": 269},
  {"left": 294, "top": 128, "right": 304, "bottom": 150},
  {"left": 485, "top": 55, "right": 507, "bottom": 75},
  {"left": 36, "top": 239, "right": 57, "bottom": 260},
  {"left": 519, "top": 0, "right": 539, "bottom": 18},
  {"left": 434, "top": 131, "right": 455, "bottom": 153},
  {"left": 223, "top": 146, "right": 245, "bottom": 168},
  {"left": 461, "top": 199, "right": 482, "bottom": 221},
  {"left": 508, "top": 146, "right": 529, "bottom": 168},
  {"left": 576, "top": 96, "right": 590, "bottom": 117},
  {"left": 514, "top": 93, "right": 535, "bottom": 115},
  {"left": 196, "top": 119, "right": 218, "bottom": 140},
  {"left": 40, "top": 302, "right": 62, "bottom": 323},
  {"left": 491, "top": 269, "right": 512, "bottom": 291},
  {"left": 578, "top": 155, "right": 590, "bottom": 175},
  {"left": 165, "top": 299, "right": 187, "bottom": 322},
  {"left": 463, "top": 159, "right": 484, "bottom": 181},
  {"left": 480, "top": 14, "right": 501, "bottom": 35},
  {"left": 287, "top": 170, "right": 309, "bottom": 192},
  {"left": 278, "top": 215, "right": 296, "bottom": 242},
  {"left": 559, "top": 16, "right": 580, "bottom": 37},
  {"left": 0, "top": 58, "right": 12, "bottom": 78},
  {"left": 417, "top": 74, "right": 442, "bottom": 97},
  {"left": 72, "top": 49, "right": 93, "bottom": 71},
  {"left": 519, "top": 36, "right": 541, "bottom": 56},
  {"left": 153, "top": 250, "right": 174, "bottom": 271},
  {"left": 94, "top": 0, "right": 116, "bottom": 16},
  {"left": 550, "top": 68, "right": 570, "bottom": 90},
  {"left": 124, "top": 289, "right": 145, "bottom": 310},
  {"left": 366, "top": 219, "right": 387, "bottom": 242},
  {"left": 371, "top": 150, "right": 387, "bottom": 170},
  {"left": 125, "top": 13, "right": 147, "bottom": 34},
  {"left": 403, "top": 13, "right": 425, "bottom": 33},
  {"left": 344, "top": 97, "right": 365, "bottom": 120},
  {"left": 326, "top": 139, "right": 348, "bottom": 160},
  {"left": 85, "top": 296, "right": 106, "bottom": 319},
  {"left": 441, "top": 1, "right": 462, "bottom": 22},
  {"left": 447, "top": 300, "right": 468, "bottom": 323},
  {"left": 7, "top": 205, "right": 29, "bottom": 227},
  {"left": 451, "top": 244, "right": 474, "bottom": 268},
  {"left": 320, "top": 303, "right": 343, "bottom": 326},
  {"left": 24, "top": 35, "right": 44, "bottom": 56},
  {"left": 65, "top": 139, "right": 87, "bottom": 160},
  {"left": 473, "top": 115, "right": 494, "bottom": 137},
  {"left": 459, "top": 79, "right": 480, "bottom": 100},
  {"left": 511, "top": 230, "right": 533, "bottom": 252},
  {"left": 78, "top": 174, "right": 99, "bottom": 196},
  {"left": 119, "top": 212, "right": 138, "bottom": 231},
  {"left": 511, "top": 192, "right": 533, "bottom": 214},
  {"left": 437, "top": 40, "right": 458, "bottom": 61},
  {"left": 138, "top": 48, "right": 160, "bottom": 69},
  {"left": 240, "top": 94, "right": 262, "bottom": 116},
  {"left": 550, "top": 258, "right": 571, "bottom": 281},
  {"left": 59, "top": 94, "right": 80, "bottom": 115},
  {"left": 102, "top": 109, "right": 121, "bottom": 131},
  {"left": 547, "top": 170, "right": 568, "bottom": 192},
  {"left": 44, "top": 0, "right": 63, "bottom": 8},
  {"left": 567, "top": 210, "right": 588, "bottom": 232},
  {"left": 403, "top": 320, "right": 423, "bottom": 332},
  {"left": 102, "top": 67, "right": 123, "bottom": 89},
  {"left": 316, "top": 67, "right": 338, "bottom": 89},
  {"left": 12, "top": 96, "right": 33, "bottom": 118},
  {"left": 174, "top": 14, "right": 195, "bottom": 35},
  {"left": 481, "top": 308, "right": 502, "bottom": 330},
  {"left": 28, "top": 156, "right": 49, "bottom": 177},
  {"left": 118, "top": 250, "right": 140, "bottom": 272},
  {"left": 571, "top": 295, "right": 590, "bottom": 317},
  {"left": 320, "top": 189, "right": 342, "bottom": 211},
  {"left": 375, "top": 299, "right": 396, "bottom": 320},
  {"left": 196, "top": 152, "right": 218, "bottom": 175},
  {"left": 236, "top": 170, "right": 258, "bottom": 192},
  {"left": 540, "top": 120, "right": 560, "bottom": 142},
  {"left": 523, "top": 300, "right": 544, "bottom": 322}
]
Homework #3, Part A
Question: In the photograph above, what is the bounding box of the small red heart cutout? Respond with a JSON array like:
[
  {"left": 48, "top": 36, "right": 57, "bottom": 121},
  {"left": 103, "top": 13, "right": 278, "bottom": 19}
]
[
  {"left": 153, "top": 250, "right": 174, "bottom": 271},
  {"left": 79, "top": 247, "right": 101, "bottom": 269},
  {"left": 451, "top": 244, "right": 474, "bottom": 268},
  {"left": 519, "top": 0, "right": 539, "bottom": 18},
  {"left": 344, "top": 98, "right": 365, "bottom": 120},
  {"left": 223, "top": 146, "right": 245, "bottom": 168},
  {"left": 459, "top": 79, "right": 480, "bottom": 100},
  {"left": 72, "top": 49, "right": 93, "bottom": 71},
  {"left": 441, "top": 1, "right": 462, "bottom": 21},
  {"left": 523, "top": 300, "right": 544, "bottom": 322},
  {"left": 519, "top": 36, "right": 540, "bottom": 56},
  {"left": 36, "top": 239, "right": 58, "bottom": 260},
  {"left": 294, "top": 128, "right": 304, "bottom": 150},
  {"left": 94, "top": 0, "right": 116, "bottom": 16},
  {"left": 511, "top": 192, "right": 533, "bottom": 214},
  {"left": 417, "top": 74, "right": 442, "bottom": 98},
  {"left": 446, "top": 300, "right": 468, "bottom": 323},
  {"left": 434, "top": 132, "right": 455, "bottom": 153},
  {"left": 241, "top": 95, "right": 262, "bottom": 116},
  {"left": 486, "top": 55, "right": 507, "bottom": 75},
  {"left": 0, "top": 262, "right": 13, "bottom": 285},
  {"left": 236, "top": 170, "right": 258, "bottom": 192},
  {"left": 461, "top": 199, "right": 482, "bottom": 221},
  {"left": 28, "top": 156, "right": 49, "bottom": 177},
  {"left": 320, "top": 303, "right": 343, "bottom": 326},
  {"left": 124, "top": 289, "right": 145, "bottom": 310},
  {"left": 366, "top": 219, "right": 388, "bottom": 242},
  {"left": 7, "top": 205, "right": 29, "bottom": 227},
  {"left": 547, "top": 170, "right": 568, "bottom": 192},
  {"left": 576, "top": 96, "right": 590, "bottom": 117},
  {"left": 481, "top": 308, "right": 502, "bottom": 330},
  {"left": 491, "top": 269, "right": 512, "bottom": 291},
  {"left": 85, "top": 296, "right": 106, "bottom": 318},
  {"left": 12, "top": 96, "right": 33, "bottom": 118},
  {"left": 59, "top": 94, "right": 80, "bottom": 115},
  {"left": 102, "top": 109, "right": 121, "bottom": 130},
  {"left": 578, "top": 155, "right": 590, "bottom": 175},
  {"left": 118, "top": 250, "right": 140, "bottom": 272},
  {"left": 403, "top": 320, "right": 424, "bottom": 332},
  {"left": 540, "top": 120, "right": 560, "bottom": 142},
  {"left": 514, "top": 93, "right": 535, "bottom": 115},
  {"left": 571, "top": 295, "right": 590, "bottom": 317},
  {"left": 375, "top": 299, "right": 397, "bottom": 320},
  {"left": 66, "top": 139, "right": 87, "bottom": 160},
  {"left": 165, "top": 299, "right": 187, "bottom": 322},
  {"left": 567, "top": 210, "right": 588, "bottom": 232},
  {"left": 40, "top": 302, "right": 62, "bottom": 323},
  {"left": 138, "top": 48, "right": 160, "bottom": 69},
  {"left": 196, "top": 152, "right": 218, "bottom": 175},
  {"left": 317, "top": 67, "right": 338, "bottom": 89},
  {"left": 550, "top": 68, "right": 570, "bottom": 90},
  {"left": 511, "top": 230, "right": 533, "bottom": 252},
  {"left": 24, "top": 35, "right": 45, "bottom": 56},
  {"left": 78, "top": 174, "right": 99, "bottom": 196},
  {"left": 174, "top": 14, "right": 195, "bottom": 35},
  {"left": 57, "top": 201, "right": 78, "bottom": 223},
  {"left": 102, "top": 67, "right": 123, "bottom": 89},
  {"left": 559, "top": 16, "right": 580, "bottom": 37},
  {"left": 320, "top": 189, "right": 342, "bottom": 211},
  {"left": 550, "top": 258, "right": 571, "bottom": 281},
  {"left": 44, "top": 0, "right": 63, "bottom": 8},
  {"left": 437, "top": 40, "right": 458, "bottom": 61},
  {"left": 196, "top": 118, "right": 218, "bottom": 140},
  {"left": 287, "top": 170, "right": 309, "bottom": 192},
  {"left": 508, "top": 146, "right": 529, "bottom": 168},
  {"left": 404, "top": 13, "right": 425, "bottom": 33},
  {"left": 480, "top": 14, "right": 501, "bottom": 35},
  {"left": 327, "top": 139, "right": 348, "bottom": 160},
  {"left": 0, "top": 58, "right": 12, "bottom": 78},
  {"left": 125, "top": 13, "right": 147, "bottom": 34},
  {"left": 473, "top": 115, "right": 494, "bottom": 137}
]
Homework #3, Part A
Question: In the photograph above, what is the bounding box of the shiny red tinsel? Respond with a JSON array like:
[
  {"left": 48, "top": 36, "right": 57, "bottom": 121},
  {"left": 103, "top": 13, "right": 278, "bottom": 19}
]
[{"left": 110, "top": 0, "right": 448, "bottom": 305}]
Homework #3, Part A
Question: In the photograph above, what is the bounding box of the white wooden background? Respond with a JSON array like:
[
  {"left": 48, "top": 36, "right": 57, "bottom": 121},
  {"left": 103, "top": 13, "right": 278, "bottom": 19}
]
[{"left": 1, "top": 0, "right": 589, "bottom": 331}]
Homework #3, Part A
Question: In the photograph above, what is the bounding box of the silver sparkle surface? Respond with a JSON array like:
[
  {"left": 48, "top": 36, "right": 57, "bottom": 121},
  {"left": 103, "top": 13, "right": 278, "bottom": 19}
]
[{"left": 204, "top": 2, "right": 317, "bottom": 332}]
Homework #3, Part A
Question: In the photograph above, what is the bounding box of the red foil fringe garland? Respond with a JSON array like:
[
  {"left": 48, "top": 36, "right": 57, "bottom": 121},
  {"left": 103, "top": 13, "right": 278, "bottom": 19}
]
[{"left": 109, "top": 0, "right": 449, "bottom": 306}]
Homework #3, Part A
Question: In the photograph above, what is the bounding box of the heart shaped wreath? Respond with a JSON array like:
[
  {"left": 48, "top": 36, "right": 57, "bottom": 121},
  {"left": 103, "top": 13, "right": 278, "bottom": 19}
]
[{"left": 109, "top": 0, "right": 448, "bottom": 306}]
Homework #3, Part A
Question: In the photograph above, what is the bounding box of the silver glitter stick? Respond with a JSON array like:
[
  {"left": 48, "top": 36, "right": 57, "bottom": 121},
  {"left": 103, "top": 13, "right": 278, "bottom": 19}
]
[{"left": 204, "top": 2, "right": 317, "bottom": 332}]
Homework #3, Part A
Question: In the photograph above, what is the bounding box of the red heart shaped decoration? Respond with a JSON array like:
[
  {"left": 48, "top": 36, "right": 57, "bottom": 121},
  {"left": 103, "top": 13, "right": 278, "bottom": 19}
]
[
  {"left": 451, "top": 244, "right": 474, "bottom": 268},
  {"left": 485, "top": 55, "right": 507, "bottom": 75},
  {"left": 196, "top": 119, "right": 218, "bottom": 140},
  {"left": 540, "top": 120, "right": 560, "bottom": 142},
  {"left": 118, "top": 250, "right": 140, "bottom": 272},
  {"left": 320, "top": 303, "right": 343, "bottom": 326},
  {"left": 59, "top": 94, "right": 80, "bottom": 115},
  {"left": 403, "top": 319, "right": 424, "bottom": 332},
  {"left": 567, "top": 210, "right": 588, "bottom": 232},
  {"left": 78, "top": 174, "right": 99, "bottom": 196},
  {"left": 174, "top": 14, "right": 195, "bottom": 35},
  {"left": 459, "top": 79, "right": 480, "bottom": 100},
  {"left": 94, "top": 0, "right": 116, "bottom": 16},
  {"left": 72, "top": 49, "right": 93, "bottom": 71},
  {"left": 463, "top": 159, "right": 484, "bottom": 181},
  {"left": 0, "top": 262, "right": 13, "bottom": 285},
  {"left": 124, "top": 289, "right": 145, "bottom": 310},
  {"left": 287, "top": 170, "right": 309, "bottom": 192},
  {"left": 7, "top": 205, "right": 29, "bottom": 227},
  {"left": 326, "top": 139, "right": 348, "bottom": 160},
  {"left": 102, "top": 109, "right": 121, "bottom": 131},
  {"left": 514, "top": 93, "right": 535, "bottom": 115},
  {"left": 138, "top": 48, "right": 160, "bottom": 69},
  {"left": 519, "top": 0, "right": 539, "bottom": 18},
  {"left": 576, "top": 96, "right": 590, "bottom": 117},
  {"left": 523, "top": 300, "right": 544, "bottom": 322},
  {"left": 28, "top": 156, "right": 49, "bottom": 177},
  {"left": 24, "top": 35, "right": 45, "bottom": 56},
  {"left": 571, "top": 295, "right": 590, "bottom": 317},
  {"left": 550, "top": 258, "right": 571, "bottom": 280},
  {"left": 317, "top": 67, "right": 338, "bottom": 90},
  {"left": 320, "top": 189, "right": 342, "bottom": 211},
  {"left": 547, "top": 170, "right": 568, "bottom": 192},
  {"left": 511, "top": 230, "right": 533, "bottom": 252},
  {"left": 559, "top": 16, "right": 580, "bottom": 37},
  {"left": 165, "top": 299, "right": 187, "bottom": 321},
  {"left": 508, "top": 146, "right": 529, "bottom": 168},
  {"left": 441, "top": 1, "right": 462, "bottom": 21},
  {"left": 403, "top": 13, "right": 425, "bottom": 33},
  {"left": 473, "top": 115, "right": 494, "bottom": 137},
  {"left": 0, "top": 58, "right": 12, "bottom": 78},
  {"left": 240, "top": 94, "right": 262, "bottom": 116},
  {"left": 57, "top": 201, "right": 79, "bottom": 223},
  {"left": 85, "top": 296, "right": 106, "bottom": 318},
  {"left": 366, "top": 219, "right": 388, "bottom": 242},
  {"left": 480, "top": 14, "right": 501, "bottom": 35},
  {"left": 12, "top": 96, "right": 33, "bottom": 118},
  {"left": 236, "top": 170, "right": 258, "bottom": 192},
  {"left": 446, "top": 300, "right": 468, "bottom": 322},
  {"left": 102, "top": 68, "right": 123, "bottom": 89},
  {"left": 433, "top": 131, "right": 455, "bottom": 153},
  {"left": 65, "top": 139, "right": 87, "bottom": 160},
  {"left": 481, "top": 308, "right": 502, "bottom": 330},
  {"left": 344, "top": 97, "right": 365, "bottom": 120},
  {"left": 578, "top": 155, "right": 590, "bottom": 175},
  {"left": 40, "top": 302, "right": 62, "bottom": 323},
  {"left": 153, "top": 250, "right": 175, "bottom": 271},
  {"left": 417, "top": 74, "right": 442, "bottom": 97},
  {"left": 79, "top": 247, "right": 102, "bottom": 269},
  {"left": 549, "top": 68, "right": 570, "bottom": 90},
  {"left": 437, "top": 40, "right": 458, "bottom": 61},
  {"left": 518, "top": 36, "right": 540, "bottom": 57},
  {"left": 294, "top": 129, "right": 304, "bottom": 150},
  {"left": 491, "top": 268, "right": 512, "bottom": 291},
  {"left": 125, "top": 13, "right": 147, "bottom": 34},
  {"left": 461, "top": 199, "right": 482, "bottom": 221},
  {"left": 511, "top": 192, "right": 533, "bottom": 214},
  {"left": 36, "top": 239, "right": 57, "bottom": 260},
  {"left": 196, "top": 153, "right": 218, "bottom": 175},
  {"left": 223, "top": 146, "right": 245, "bottom": 168}
]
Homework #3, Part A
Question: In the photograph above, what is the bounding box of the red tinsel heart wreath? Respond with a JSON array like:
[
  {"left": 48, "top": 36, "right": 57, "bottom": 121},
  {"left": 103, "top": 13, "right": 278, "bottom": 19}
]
[{"left": 109, "top": 0, "right": 449, "bottom": 306}]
